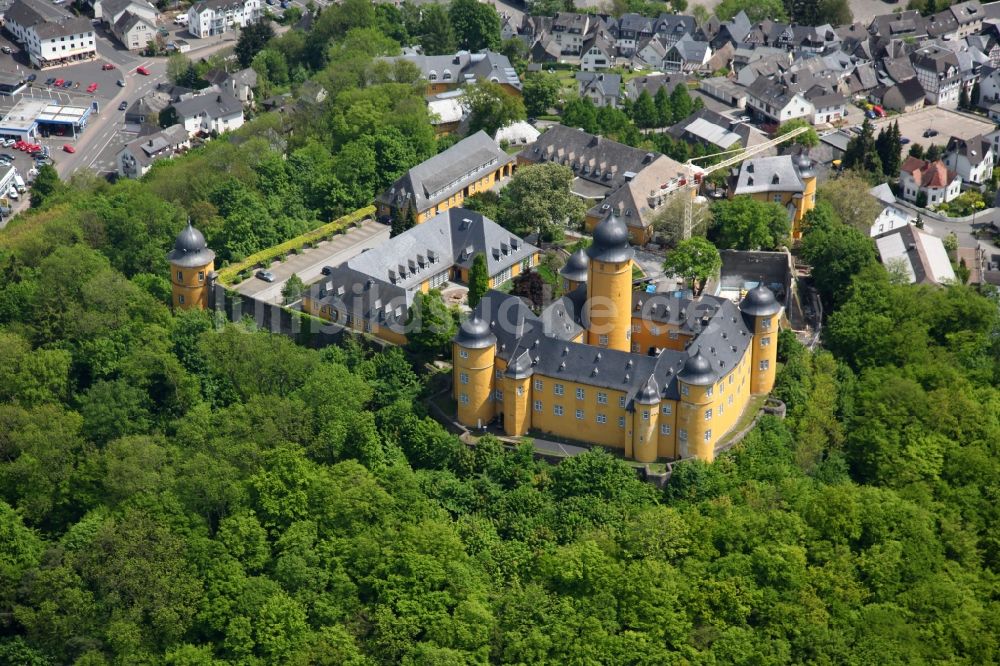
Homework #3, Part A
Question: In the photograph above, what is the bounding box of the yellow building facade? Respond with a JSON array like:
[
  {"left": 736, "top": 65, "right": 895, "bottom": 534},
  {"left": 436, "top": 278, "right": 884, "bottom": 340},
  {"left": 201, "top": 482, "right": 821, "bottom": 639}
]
[
  {"left": 167, "top": 222, "right": 215, "bottom": 310},
  {"left": 452, "top": 214, "right": 783, "bottom": 463},
  {"left": 729, "top": 153, "right": 817, "bottom": 240}
]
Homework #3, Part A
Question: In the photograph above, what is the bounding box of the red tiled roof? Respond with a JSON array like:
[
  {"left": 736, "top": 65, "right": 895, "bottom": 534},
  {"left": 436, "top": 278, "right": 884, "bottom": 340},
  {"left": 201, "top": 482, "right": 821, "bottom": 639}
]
[{"left": 899, "top": 155, "right": 957, "bottom": 188}]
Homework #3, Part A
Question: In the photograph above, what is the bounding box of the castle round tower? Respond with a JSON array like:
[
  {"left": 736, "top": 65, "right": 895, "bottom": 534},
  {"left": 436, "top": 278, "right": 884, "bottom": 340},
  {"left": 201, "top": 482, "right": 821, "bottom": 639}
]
[
  {"left": 677, "top": 348, "right": 718, "bottom": 462},
  {"left": 168, "top": 222, "right": 215, "bottom": 310},
  {"left": 585, "top": 213, "right": 634, "bottom": 352},
  {"left": 502, "top": 350, "right": 533, "bottom": 437},
  {"left": 631, "top": 376, "right": 660, "bottom": 464},
  {"left": 559, "top": 248, "right": 589, "bottom": 293},
  {"left": 453, "top": 315, "right": 497, "bottom": 429},
  {"left": 739, "top": 284, "right": 782, "bottom": 395},
  {"left": 793, "top": 152, "right": 817, "bottom": 239}
]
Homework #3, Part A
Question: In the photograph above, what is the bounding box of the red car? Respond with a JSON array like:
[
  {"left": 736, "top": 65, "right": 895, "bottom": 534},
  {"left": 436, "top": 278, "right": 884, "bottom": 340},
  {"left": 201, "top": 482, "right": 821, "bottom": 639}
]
[
  {"left": 62, "top": 144, "right": 75, "bottom": 153},
  {"left": 101, "top": 63, "right": 115, "bottom": 70},
  {"left": 28, "top": 145, "right": 42, "bottom": 154},
  {"left": 53, "top": 78, "right": 64, "bottom": 86},
  {"left": 86, "top": 82, "right": 98, "bottom": 93},
  {"left": 136, "top": 66, "right": 150, "bottom": 75}
]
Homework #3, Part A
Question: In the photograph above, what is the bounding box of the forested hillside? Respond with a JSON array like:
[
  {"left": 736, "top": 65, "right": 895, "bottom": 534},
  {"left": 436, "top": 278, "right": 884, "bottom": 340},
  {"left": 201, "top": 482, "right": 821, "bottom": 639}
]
[{"left": 1, "top": 167, "right": 1000, "bottom": 664}]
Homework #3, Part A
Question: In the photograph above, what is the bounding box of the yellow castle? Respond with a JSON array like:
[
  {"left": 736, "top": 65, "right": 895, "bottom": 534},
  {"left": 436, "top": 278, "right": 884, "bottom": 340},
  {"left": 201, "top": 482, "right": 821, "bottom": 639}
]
[{"left": 452, "top": 213, "right": 782, "bottom": 462}]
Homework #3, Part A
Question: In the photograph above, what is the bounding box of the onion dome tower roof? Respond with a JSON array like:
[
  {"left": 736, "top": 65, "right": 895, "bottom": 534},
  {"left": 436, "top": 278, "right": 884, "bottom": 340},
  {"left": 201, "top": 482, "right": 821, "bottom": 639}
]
[
  {"left": 586, "top": 212, "right": 634, "bottom": 263},
  {"left": 739, "top": 284, "right": 781, "bottom": 317},
  {"left": 167, "top": 221, "right": 216, "bottom": 268},
  {"left": 678, "top": 347, "right": 717, "bottom": 386},
  {"left": 505, "top": 349, "right": 534, "bottom": 379},
  {"left": 559, "top": 248, "right": 590, "bottom": 283},
  {"left": 635, "top": 375, "right": 660, "bottom": 404},
  {"left": 453, "top": 314, "right": 497, "bottom": 349},
  {"left": 795, "top": 152, "right": 815, "bottom": 179}
]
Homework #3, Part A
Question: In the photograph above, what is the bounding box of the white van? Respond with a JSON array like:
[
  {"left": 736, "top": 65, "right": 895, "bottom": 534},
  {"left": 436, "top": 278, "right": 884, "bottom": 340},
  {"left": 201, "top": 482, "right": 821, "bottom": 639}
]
[
  {"left": 174, "top": 14, "right": 188, "bottom": 25},
  {"left": 14, "top": 173, "right": 26, "bottom": 193}
]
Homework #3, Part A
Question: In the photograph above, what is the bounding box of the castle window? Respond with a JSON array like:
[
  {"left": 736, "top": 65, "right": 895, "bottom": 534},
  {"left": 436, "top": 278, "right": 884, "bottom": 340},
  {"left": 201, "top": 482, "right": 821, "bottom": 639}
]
[
  {"left": 554, "top": 383, "right": 565, "bottom": 396},
  {"left": 652, "top": 326, "right": 659, "bottom": 335},
  {"left": 719, "top": 403, "right": 724, "bottom": 415},
  {"left": 729, "top": 374, "right": 733, "bottom": 384},
  {"left": 576, "top": 409, "right": 584, "bottom": 420},
  {"left": 496, "top": 369, "right": 502, "bottom": 379},
  {"left": 177, "top": 271, "right": 183, "bottom": 281},
  {"left": 460, "top": 350, "right": 469, "bottom": 359},
  {"left": 597, "top": 392, "right": 608, "bottom": 404},
  {"left": 495, "top": 390, "right": 504, "bottom": 401},
  {"left": 761, "top": 317, "right": 771, "bottom": 329},
  {"left": 460, "top": 393, "right": 469, "bottom": 404},
  {"left": 618, "top": 416, "right": 626, "bottom": 428},
  {"left": 661, "top": 404, "right": 672, "bottom": 415},
  {"left": 642, "top": 410, "right": 649, "bottom": 420},
  {"left": 535, "top": 379, "right": 543, "bottom": 391},
  {"left": 705, "top": 408, "right": 712, "bottom": 420},
  {"left": 632, "top": 323, "right": 640, "bottom": 332},
  {"left": 460, "top": 372, "right": 469, "bottom": 384},
  {"left": 704, "top": 430, "right": 712, "bottom": 441},
  {"left": 669, "top": 330, "right": 678, "bottom": 340},
  {"left": 198, "top": 271, "right": 205, "bottom": 282},
  {"left": 597, "top": 413, "right": 607, "bottom": 423},
  {"left": 599, "top": 334, "right": 608, "bottom": 346},
  {"left": 660, "top": 424, "right": 671, "bottom": 435},
  {"left": 178, "top": 294, "right": 185, "bottom": 304},
  {"left": 576, "top": 387, "right": 585, "bottom": 400},
  {"left": 681, "top": 385, "right": 689, "bottom": 396},
  {"left": 678, "top": 428, "right": 688, "bottom": 441},
  {"left": 729, "top": 395, "right": 734, "bottom": 405},
  {"left": 706, "top": 386, "right": 713, "bottom": 397},
  {"left": 554, "top": 404, "right": 564, "bottom": 416},
  {"left": 619, "top": 395, "right": 626, "bottom": 407},
  {"left": 761, "top": 336, "right": 771, "bottom": 347},
  {"left": 517, "top": 386, "right": 524, "bottom": 396},
  {"left": 535, "top": 400, "right": 543, "bottom": 411},
  {"left": 760, "top": 360, "right": 770, "bottom": 371}
]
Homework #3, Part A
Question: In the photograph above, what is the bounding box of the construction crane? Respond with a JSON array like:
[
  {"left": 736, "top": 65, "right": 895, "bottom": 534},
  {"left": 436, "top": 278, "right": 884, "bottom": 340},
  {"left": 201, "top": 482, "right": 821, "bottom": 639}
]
[{"left": 655, "top": 124, "right": 813, "bottom": 240}]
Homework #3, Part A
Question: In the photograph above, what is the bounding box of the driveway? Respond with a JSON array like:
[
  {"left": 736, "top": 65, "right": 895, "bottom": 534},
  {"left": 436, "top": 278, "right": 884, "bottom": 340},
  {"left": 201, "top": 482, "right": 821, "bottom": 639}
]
[{"left": 233, "top": 219, "right": 390, "bottom": 304}]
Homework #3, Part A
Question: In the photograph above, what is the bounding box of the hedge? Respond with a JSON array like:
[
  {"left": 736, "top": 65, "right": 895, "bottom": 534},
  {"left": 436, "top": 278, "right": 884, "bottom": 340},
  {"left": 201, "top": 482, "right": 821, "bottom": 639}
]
[{"left": 216, "top": 205, "right": 375, "bottom": 286}]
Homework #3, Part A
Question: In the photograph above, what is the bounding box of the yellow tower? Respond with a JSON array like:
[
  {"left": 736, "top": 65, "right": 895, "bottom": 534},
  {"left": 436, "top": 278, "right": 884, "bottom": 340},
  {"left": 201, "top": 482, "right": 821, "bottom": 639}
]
[
  {"left": 168, "top": 221, "right": 215, "bottom": 310},
  {"left": 502, "top": 350, "right": 533, "bottom": 436},
  {"left": 453, "top": 315, "right": 497, "bottom": 429},
  {"left": 559, "top": 248, "right": 589, "bottom": 293},
  {"left": 631, "top": 376, "right": 660, "bottom": 463},
  {"left": 677, "top": 349, "right": 717, "bottom": 461},
  {"left": 740, "top": 284, "right": 782, "bottom": 394},
  {"left": 793, "top": 152, "right": 817, "bottom": 239},
  {"left": 585, "top": 213, "right": 634, "bottom": 352}
]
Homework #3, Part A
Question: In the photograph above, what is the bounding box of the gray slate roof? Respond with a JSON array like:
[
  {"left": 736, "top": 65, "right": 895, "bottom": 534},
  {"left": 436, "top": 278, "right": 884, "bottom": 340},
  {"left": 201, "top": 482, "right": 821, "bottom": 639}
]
[
  {"left": 732, "top": 155, "right": 805, "bottom": 195},
  {"left": 575, "top": 71, "right": 621, "bottom": 99},
  {"left": 173, "top": 91, "right": 243, "bottom": 121}
]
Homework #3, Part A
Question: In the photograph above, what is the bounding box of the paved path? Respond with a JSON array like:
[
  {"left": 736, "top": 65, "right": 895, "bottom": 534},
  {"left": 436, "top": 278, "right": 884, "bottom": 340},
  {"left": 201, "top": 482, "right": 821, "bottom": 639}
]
[{"left": 233, "top": 219, "right": 390, "bottom": 304}]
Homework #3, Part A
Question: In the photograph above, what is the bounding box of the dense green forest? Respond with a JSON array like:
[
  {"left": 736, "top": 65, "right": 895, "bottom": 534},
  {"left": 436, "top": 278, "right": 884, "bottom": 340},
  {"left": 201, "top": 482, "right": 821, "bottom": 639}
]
[{"left": 3, "top": 161, "right": 1000, "bottom": 664}]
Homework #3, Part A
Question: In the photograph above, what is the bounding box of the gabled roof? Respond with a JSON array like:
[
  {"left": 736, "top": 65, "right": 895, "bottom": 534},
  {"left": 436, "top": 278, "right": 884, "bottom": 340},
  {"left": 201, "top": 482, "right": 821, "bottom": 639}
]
[
  {"left": 172, "top": 90, "right": 244, "bottom": 121},
  {"left": 875, "top": 225, "right": 956, "bottom": 285},
  {"left": 585, "top": 155, "right": 690, "bottom": 231},
  {"left": 910, "top": 44, "right": 960, "bottom": 75},
  {"left": 120, "top": 124, "right": 188, "bottom": 167},
  {"left": 949, "top": 0, "right": 984, "bottom": 24},
  {"left": 900, "top": 155, "right": 959, "bottom": 188},
  {"left": 668, "top": 34, "right": 711, "bottom": 63},
  {"left": 113, "top": 9, "right": 153, "bottom": 35},
  {"left": 946, "top": 133, "right": 992, "bottom": 165},
  {"left": 626, "top": 72, "right": 686, "bottom": 98},
  {"left": 576, "top": 71, "right": 621, "bottom": 98},
  {"left": 733, "top": 155, "right": 806, "bottom": 195},
  {"left": 654, "top": 13, "right": 696, "bottom": 37}
]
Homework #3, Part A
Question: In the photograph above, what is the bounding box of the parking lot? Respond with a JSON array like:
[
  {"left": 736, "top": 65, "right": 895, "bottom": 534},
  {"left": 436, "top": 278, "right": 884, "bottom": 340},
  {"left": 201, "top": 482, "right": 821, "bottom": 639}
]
[{"left": 874, "top": 106, "right": 996, "bottom": 154}]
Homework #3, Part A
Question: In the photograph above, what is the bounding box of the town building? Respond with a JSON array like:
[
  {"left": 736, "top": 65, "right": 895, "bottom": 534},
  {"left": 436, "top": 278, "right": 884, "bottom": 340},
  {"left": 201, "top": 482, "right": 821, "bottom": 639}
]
[
  {"left": 172, "top": 91, "right": 245, "bottom": 136},
  {"left": 626, "top": 73, "right": 687, "bottom": 101},
  {"left": 111, "top": 11, "right": 157, "bottom": 51},
  {"left": 377, "top": 130, "right": 515, "bottom": 224},
  {"left": 728, "top": 154, "right": 817, "bottom": 239},
  {"left": 168, "top": 222, "right": 215, "bottom": 310},
  {"left": 4, "top": 0, "right": 96, "bottom": 68},
  {"left": 575, "top": 71, "right": 621, "bottom": 108},
  {"left": 203, "top": 67, "right": 257, "bottom": 105},
  {"left": 943, "top": 133, "right": 994, "bottom": 185},
  {"left": 875, "top": 225, "right": 956, "bottom": 285},
  {"left": 451, "top": 212, "right": 782, "bottom": 463},
  {"left": 387, "top": 49, "right": 521, "bottom": 96},
  {"left": 911, "top": 45, "right": 961, "bottom": 108},
  {"left": 580, "top": 30, "right": 616, "bottom": 71},
  {"left": 426, "top": 90, "right": 466, "bottom": 137},
  {"left": 550, "top": 12, "right": 598, "bottom": 56},
  {"left": 186, "top": 0, "right": 261, "bottom": 38},
  {"left": 664, "top": 34, "right": 712, "bottom": 72},
  {"left": 303, "top": 209, "right": 540, "bottom": 344},
  {"left": 871, "top": 77, "right": 926, "bottom": 113},
  {"left": 898, "top": 155, "right": 962, "bottom": 205},
  {"left": 94, "top": 0, "right": 158, "bottom": 24},
  {"left": 667, "top": 107, "right": 769, "bottom": 153},
  {"left": 116, "top": 124, "right": 189, "bottom": 179}
]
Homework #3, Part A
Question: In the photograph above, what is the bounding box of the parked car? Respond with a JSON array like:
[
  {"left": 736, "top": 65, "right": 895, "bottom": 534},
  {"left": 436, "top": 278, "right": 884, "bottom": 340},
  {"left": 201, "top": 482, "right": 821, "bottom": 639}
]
[
  {"left": 901, "top": 137, "right": 911, "bottom": 145},
  {"left": 62, "top": 144, "right": 75, "bottom": 153},
  {"left": 865, "top": 110, "right": 877, "bottom": 119},
  {"left": 0, "top": 153, "right": 15, "bottom": 161},
  {"left": 86, "top": 82, "right": 98, "bottom": 93},
  {"left": 26, "top": 74, "right": 36, "bottom": 82},
  {"left": 256, "top": 270, "right": 276, "bottom": 282},
  {"left": 45, "top": 77, "right": 55, "bottom": 85},
  {"left": 61, "top": 80, "right": 72, "bottom": 88},
  {"left": 136, "top": 66, "right": 150, "bottom": 75},
  {"left": 923, "top": 129, "right": 939, "bottom": 138},
  {"left": 118, "top": 100, "right": 128, "bottom": 111},
  {"left": 53, "top": 78, "right": 64, "bottom": 86},
  {"left": 8, "top": 188, "right": 18, "bottom": 200},
  {"left": 117, "top": 79, "right": 125, "bottom": 86},
  {"left": 1, "top": 46, "right": 11, "bottom": 54},
  {"left": 102, "top": 62, "right": 115, "bottom": 70},
  {"left": 158, "top": 26, "right": 169, "bottom": 36},
  {"left": 321, "top": 265, "right": 334, "bottom": 275}
]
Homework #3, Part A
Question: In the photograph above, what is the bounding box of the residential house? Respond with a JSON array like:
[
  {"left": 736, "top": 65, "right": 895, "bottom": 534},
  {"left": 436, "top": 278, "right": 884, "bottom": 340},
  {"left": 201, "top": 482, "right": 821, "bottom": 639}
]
[
  {"left": 868, "top": 183, "right": 917, "bottom": 237},
  {"left": 386, "top": 49, "right": 521, "bottom": 96},
  {"left": 576, "top": 72, "right": 621, "bottom": 107},
  {"left": 699, "top": 76, "right": 749, "bottom": 109},
  {"left": 968, "top": 32, "right": 1000, "bottom": 68},
  {"left": 610, "top": 13, "right": 653, "bottom": 56},
  {"left": 898, "top": 155, "right": 962, "bottom": 206},
  {"left": 427, "top": 90, "right": 466, "bottom": 137},
  {"left": 302, "top": 209, "right": 539, "bottom": 344},
  {"left": 869, "top": 10, "right": 927, "bottom": 41},
  {"left": 943, "top": 134, "right": 994, "bottom": 185},
  {"left": 947, "top": 0, "right": 985, "bottom": 38},
  {"left": 97, "top": 0, "right": 157, "bottom": 25},
  {"left": 787, "top": 24, "right": 840, "bottom": 54},
  {"left": 911, "top": 45, "right": 961, "bottom": 108},
  {"left": 728, "top": 154, "right": 818, "bottom": 238},
  {"left": 875, "top": 225, "right": 956, "bottom": 285},
  {"left": 703, "top": 10, "right": 751, "bottom": 50},
  {"left": 116, "top": 124, "right": 189, "bottom": 179},
  {"left": 631, "top": 36, "right": 667, "bottom": 69},
  {"left": 204, "top": 67, "right": 257, "bottom": 105},
  {"left": 580, "top": 30, "right": 616, "bottom": 71},
  {"left": 846, "top": 62, "right": 880, "bottom": 96},
  {"left": 745, "top": 72, "right": 847, "bottom": 125},
  {"left": 664, "top": 34, "right": 712, "bottom": 73},
  {"left": 172, "top": 91, "right": 245, "bottom": 136},
  {"left": 626, "top": 73, "right": 686, "bottom": 101},
  {"left": 550, "top": 12, "right": 597, "bottom": 56},
  {"left": 667, "top": 107, "right": 768, "bottom": 153},
  {"left": 653, "top": 13, "right": 696, "bottom": 47},
  {"left": 186, "top": 0, "right": 261, "bottom": 38},
  {"left": 377, "top": 130, "right": 515, "bottom": 224},
  {"left": 872, "top": 77, "right": 926, "bottom": 113},
  {"left": 4, "top": 0, "right": 96, "bottom": 68},
  {"left": 111, "top": 11, "right": 156, "bottom": 51},
  {"left": 976, "top": 64, "right": 1000, "bottom": 118}
]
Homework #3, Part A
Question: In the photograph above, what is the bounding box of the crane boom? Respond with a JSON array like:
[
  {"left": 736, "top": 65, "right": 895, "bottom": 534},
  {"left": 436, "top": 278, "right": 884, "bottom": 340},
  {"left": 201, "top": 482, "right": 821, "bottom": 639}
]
[{"left": 680, "top": 124, "right": 812, "bottom": 240}]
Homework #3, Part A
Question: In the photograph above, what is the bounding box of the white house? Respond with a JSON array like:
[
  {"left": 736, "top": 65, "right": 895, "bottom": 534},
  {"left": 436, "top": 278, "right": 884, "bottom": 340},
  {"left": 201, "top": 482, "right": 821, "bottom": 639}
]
[
  {"left": 875, "top": 225, "right": 956, "bottom": 285},
  {"left": 172, "top": 92, "right": 244, "bottom": 135},
  {"left": 4, "top": 0, "right": 96, "bottom": 69},
  {"left": 186, "top": 0, "right": 261, "bottom": 38},
  {"left": 111, "top": 11, "right": 156, "bottom": 51},
  {"left": 116, "top": 124, "right": 189, "bottom": 178},
  {"left": 575, "top": 72, "right": 621, "bottom": 108},
  {"left": 943, "top": 134, "right": 994, "bottom": 185},
  {"left": 911, "top": 45, "right": 961, "bottom": 108},
  {"left": 899, "top": 155, "right": 962, "bottom": 206},
  {"left": 580, "top": 31, "right": 615, "bottom": 71},
  {"left": 97, "top": 0, "right": 158, "bottom": 26}
]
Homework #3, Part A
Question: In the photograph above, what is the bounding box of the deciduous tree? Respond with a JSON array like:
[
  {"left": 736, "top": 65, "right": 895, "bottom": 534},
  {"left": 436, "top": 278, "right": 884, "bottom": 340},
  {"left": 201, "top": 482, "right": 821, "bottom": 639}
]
[
  {"left": 449, "top": 0, "right": 501, "bottom": 51},
  {"left": 663, "top": 236, "right": 721, "bottom": 296},
  {"left": 468, "top": 253, "right": 489, "bottom": 308},
  {"left": 463, "top": 80, "right": 526, "bottom": 136},
  {"left": 709, "top": 196, "right": 790, "bottom": 250}
]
